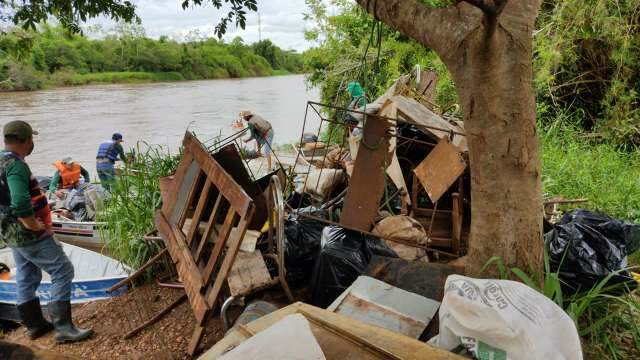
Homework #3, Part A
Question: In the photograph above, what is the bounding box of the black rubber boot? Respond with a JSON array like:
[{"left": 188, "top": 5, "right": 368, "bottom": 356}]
[
  {"left": 48, "top": 300, "right": 93, "bottom": 343},
  {"left": 16, "top": 298, "right": 53, "bottom": 340}
]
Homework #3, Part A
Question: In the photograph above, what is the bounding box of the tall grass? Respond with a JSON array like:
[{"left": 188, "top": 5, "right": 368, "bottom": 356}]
[
  {"left": 98, "top": 142, "right": 181, "bottom": 269},
  {"left": 540, "top": 122, "right": 640, "bottom": 223}
]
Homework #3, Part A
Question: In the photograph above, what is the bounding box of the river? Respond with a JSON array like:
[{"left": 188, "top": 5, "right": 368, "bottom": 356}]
[{"left": 0, "top": 74, "right": 320, "bottom": 176}]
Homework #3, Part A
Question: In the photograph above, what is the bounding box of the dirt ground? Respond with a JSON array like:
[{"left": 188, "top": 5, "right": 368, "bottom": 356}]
[{"left": 5, "top": 284, "right": 226, "bottom": 359}]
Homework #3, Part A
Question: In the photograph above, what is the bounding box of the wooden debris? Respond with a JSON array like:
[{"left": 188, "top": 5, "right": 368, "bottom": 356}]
[{"left": 413, "top": 137, "right": 466, "bottom": 203}]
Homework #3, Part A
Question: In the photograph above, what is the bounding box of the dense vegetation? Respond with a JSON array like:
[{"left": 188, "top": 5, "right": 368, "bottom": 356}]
[
  {"left": 302, "top": 1, "right": 640, "bottom": 357},
  {"left": 0, "top": 24, "right": 303, "bottom": 91}
]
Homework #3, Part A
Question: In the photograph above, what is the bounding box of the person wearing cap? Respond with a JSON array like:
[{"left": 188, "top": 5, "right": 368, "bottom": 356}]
[
  {"left": 239, "top": 111, "right": 274, "bottom": 170},
  {"left": 95, "top": 133, "right": 127, "bottom": 191},
  {"left": 0, "top": 120, "right": 93, "bottom": 343},
  {"left": 49, "top": 157, "right": 91, "bottom": 197}
]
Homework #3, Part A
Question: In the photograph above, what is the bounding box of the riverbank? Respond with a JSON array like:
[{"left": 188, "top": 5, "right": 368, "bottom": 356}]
[{"left": 0, "top": 69, "right": 299, "bottom": 92}]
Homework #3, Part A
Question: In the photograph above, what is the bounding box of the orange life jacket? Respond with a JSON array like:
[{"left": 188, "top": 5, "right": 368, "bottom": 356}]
[{"left": 54, "top": 160, "right": 82, "bottom": 189}]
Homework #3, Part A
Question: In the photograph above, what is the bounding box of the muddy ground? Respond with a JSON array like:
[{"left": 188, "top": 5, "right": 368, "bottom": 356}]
[{"left": 4, "top": 284, "right": 227, "bottom": 359}]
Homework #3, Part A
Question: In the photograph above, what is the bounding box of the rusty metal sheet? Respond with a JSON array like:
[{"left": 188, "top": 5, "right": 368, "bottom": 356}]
[
  {"left": 413, "top": 137, "right": 466, "bottom": 203},
  {"left": 340, "top": 102, "right": 394, "bottom": 231},
  {"left": 364, "top": 256, "right": 464, "bottom": 302},
  {"left": 391, "top": 96, "right": 467, "bottom": 151},
  {"left": 327, "top": 276, "right": 439, "bottom": 339}
]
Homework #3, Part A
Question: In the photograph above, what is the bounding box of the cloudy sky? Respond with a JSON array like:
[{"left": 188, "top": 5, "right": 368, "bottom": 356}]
[{"left": 87, "top": 0, "right": 319, "bottom": 52}]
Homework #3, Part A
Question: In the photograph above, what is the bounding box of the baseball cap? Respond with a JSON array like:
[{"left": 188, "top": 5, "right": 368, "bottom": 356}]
[
  {"left": 61, "top": 156, "right": 74, "bottom": 164},
  {"left": 3, "top": 121, "right": 38, "bottom": 140},
  {"left": 239, "top": 110, "right": 253, "bottom": 118},
  {"left": 112, "top": 133, "right": 123, "bottom": 141}
]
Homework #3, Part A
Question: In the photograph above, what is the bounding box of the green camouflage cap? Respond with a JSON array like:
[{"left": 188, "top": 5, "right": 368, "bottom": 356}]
[{"left": 3, "top": 121, "right": 38, "bottom": 140}]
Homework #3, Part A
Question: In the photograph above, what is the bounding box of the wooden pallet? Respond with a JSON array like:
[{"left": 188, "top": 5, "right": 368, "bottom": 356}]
[{"left": 156, "top": 132, "right": 256, "bottom": 356}]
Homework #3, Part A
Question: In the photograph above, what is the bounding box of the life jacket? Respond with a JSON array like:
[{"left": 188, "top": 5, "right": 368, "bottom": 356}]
[
  {"left": 96, "top": 141, "right": 118, "bottom": 162},
  {"left": 54, "top": 160, "right": 82, "bottom": 189}
]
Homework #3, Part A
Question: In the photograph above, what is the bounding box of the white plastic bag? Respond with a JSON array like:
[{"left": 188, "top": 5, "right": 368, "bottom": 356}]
[{"left": 429, "top": 275, "right": 583, "bottom": 360}]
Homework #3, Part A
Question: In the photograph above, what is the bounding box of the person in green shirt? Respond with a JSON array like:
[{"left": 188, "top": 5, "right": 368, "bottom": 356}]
[
  {"left": 0, "top": 120, "right": 93, "bottom": 343},
  {"left": 49, "top": 156, "right": 91, "bottom": 198}
]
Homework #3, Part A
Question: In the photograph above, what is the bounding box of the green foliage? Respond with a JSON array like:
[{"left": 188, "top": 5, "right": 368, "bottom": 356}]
[
  {"left": 535, "top": 0, "right": 640, "bottom": 145},
  {"left": 0, "top": 24, "right": 303, "bottom": 91},
  {"left": 483, "top": 251, "right": 640, "bottom": 359},
  {"left": 99, "top": 143, "right": 181, "bottom": 269},
  {"left": 540, "top": 119, "right": 640, "bottom": 223}
]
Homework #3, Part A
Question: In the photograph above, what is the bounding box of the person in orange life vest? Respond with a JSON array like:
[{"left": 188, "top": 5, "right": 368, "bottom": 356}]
[{"left": 49, "top": 157, "right": 90, "bottom": 199}]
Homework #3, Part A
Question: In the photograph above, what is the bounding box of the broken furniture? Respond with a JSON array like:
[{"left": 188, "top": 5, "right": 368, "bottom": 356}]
[
  {"left": 199, "top": 302, "right": 464, "bottom": 360},
  {"left": 156, "top": 132, "right": 291, "bottom": 356},
  {"left": 220, "top": 175, "right": 294, "bottom": 332}
]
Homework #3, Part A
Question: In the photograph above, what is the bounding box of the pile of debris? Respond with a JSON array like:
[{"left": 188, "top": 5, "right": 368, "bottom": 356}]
[{"left": 100, "top": 73, "right": 637, "bottom": 359}]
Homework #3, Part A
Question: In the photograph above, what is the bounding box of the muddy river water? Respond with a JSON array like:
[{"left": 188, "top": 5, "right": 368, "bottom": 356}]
[{"left": 0, "top": 74, "right": 320, "bottom": 176}]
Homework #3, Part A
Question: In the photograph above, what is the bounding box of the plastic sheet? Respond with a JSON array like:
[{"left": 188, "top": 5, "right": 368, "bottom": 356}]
[
  {"left": 310, "top": 225, "right": 397, "bottom": 308},
  {"left": 547, "top": 209, "right": 640, "bottom": 294}
]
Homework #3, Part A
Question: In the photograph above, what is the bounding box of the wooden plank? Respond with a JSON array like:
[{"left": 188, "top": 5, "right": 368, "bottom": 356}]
[
  {"left": 201, "top": 209, "right": 236, "bottom": 285},
  {"left": 202, "top": 212, "right": 254, "bottom": 325},
  {"left": 200, "top": 302, "right": 464, "bottom": 360},
  {"left": 413, "top": 137, "right": 466, "bottom": 203},
  {"left": 162, "top": 150, "right": 193, "bottom": 217},
  {"left": 188, "top": 325, "right": 206, "bottom": 356},
  {"left": 155, "top": 211, "right": 209, "bottom": 319},
  {"left": 184, "top": 133, "right": 254, "bottom": 218},
  {"left": 186, "top": 181, "right": 212, "bottom": 246},
  {"left": 193, "top": 193, "right": 222, "bottom": 262},
  {"left": 107, "top": 248, "right": 168, "bottom": 293},
  {"left": 391, "top": 96, "right": 467, "bottom": 151},
  {"left": 340, "top": 102, "right": 393, "bottom": 231},
  {"left": 178, "top": 170, "right": 203, "bottom": 231},
  {"left": 227, "top": 251, "right": 272, "bottom": 297},
  {"left": 451, "top": 192, "right": 462, "bottom": 255}
]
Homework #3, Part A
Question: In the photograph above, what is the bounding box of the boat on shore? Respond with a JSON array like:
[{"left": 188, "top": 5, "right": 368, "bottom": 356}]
[
  {"left": 52, "top": 213, "right": 106, "bottom": 254},
  {"left": 0, "top": 242, "right": 129, "bottom": 321}
]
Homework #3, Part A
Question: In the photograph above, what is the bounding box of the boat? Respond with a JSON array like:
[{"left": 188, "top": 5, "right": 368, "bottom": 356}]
[
  {"left": 0, "top": 242, "right": 130, "bottom": 321},
  {"left": 52, "top": 213, "right": 106, "bottom": 253}
]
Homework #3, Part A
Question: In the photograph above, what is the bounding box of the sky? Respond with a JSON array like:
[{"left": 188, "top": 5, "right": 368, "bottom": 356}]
[{"left": 86, "top": 0, "right": 318, "bottom": 52}]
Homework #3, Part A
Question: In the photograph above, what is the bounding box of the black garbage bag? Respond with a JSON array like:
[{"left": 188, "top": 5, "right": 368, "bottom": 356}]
[
  {"left": 309, "top": 225, "right": 397, "bottom": 308},
  {"left": 282, "top": 207, "right": 328, "bottom": 285},
  {"left": 547, "top": 209, "right": 640, "bottom": 295}
]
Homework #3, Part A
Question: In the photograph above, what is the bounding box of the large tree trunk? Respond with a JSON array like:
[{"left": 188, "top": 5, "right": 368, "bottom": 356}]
[{"left": 357, "top": 0, "right": 544, "bottom": 276}]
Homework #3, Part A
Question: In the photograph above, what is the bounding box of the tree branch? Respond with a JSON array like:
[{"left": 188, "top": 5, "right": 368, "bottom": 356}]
[{"left": 355, "top": 0, "right": 482, "bottom": 60}]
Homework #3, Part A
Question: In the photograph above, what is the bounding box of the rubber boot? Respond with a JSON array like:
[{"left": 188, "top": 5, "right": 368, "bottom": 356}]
[
  {"left": 48, "top": 300, "right": 93, "bottom": 343},
  {"left": 16, "top": 298, "right": 53, "bottom": 340}
]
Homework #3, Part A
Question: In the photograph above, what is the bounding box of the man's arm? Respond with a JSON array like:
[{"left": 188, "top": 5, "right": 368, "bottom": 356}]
[
  {"left": 7, "top": 161, "right": 43, "bottom": 232},
  {"left": 80, "top": 167, "right": 90, "bottom": 183},
  {"left": 115, "top": 143, "right": 127, "bottom": 163},
  {"left": 49, "top": 171, "right": 61, "bottom": 192}
]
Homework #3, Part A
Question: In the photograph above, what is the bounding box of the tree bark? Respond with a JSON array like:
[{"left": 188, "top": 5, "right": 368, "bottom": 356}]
[{"left": 357, "top": 0, "right": 544, "bottom": 277}]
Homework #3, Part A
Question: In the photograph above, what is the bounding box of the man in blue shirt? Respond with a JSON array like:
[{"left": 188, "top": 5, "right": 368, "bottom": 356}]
[{"left": 95, "top": 133, "right": 127, "bottom": 191}]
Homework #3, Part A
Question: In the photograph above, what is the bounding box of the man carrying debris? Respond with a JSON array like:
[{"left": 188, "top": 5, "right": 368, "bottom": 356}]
[
  {"left": 95, "top": 133, "right": 127, "bottom": 191},
  {"left": 48, "top": 157, "right": 91, "bottom": 198},
  {"left": 0, "top": 121, "right": 92, "bottom": 343},
  {"left": 239, "top": 110, "right": 274, "bottom": 170}
]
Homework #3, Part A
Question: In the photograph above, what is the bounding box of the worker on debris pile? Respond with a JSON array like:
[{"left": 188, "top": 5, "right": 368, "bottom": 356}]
[
  {"left": 95, "top": 133, "right": 127, "bottom": 191},
  {"left": 49, "top": 157, "right": 91, "bottom": 198},
  {"left": 345, "top": 81, "right": 368, "bottom": 136},
  {"left": 239, "top": 110, "right": 274, "bottom": 170},
  {"left": 0, "top": 121, "right": 93, "bottom": 343}
]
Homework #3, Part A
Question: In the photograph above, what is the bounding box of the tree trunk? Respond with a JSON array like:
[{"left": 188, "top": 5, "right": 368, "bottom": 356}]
[{"left": 357, "top": 0, "right": 544, "bottom": 277}]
